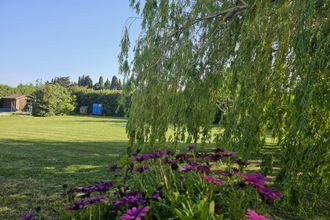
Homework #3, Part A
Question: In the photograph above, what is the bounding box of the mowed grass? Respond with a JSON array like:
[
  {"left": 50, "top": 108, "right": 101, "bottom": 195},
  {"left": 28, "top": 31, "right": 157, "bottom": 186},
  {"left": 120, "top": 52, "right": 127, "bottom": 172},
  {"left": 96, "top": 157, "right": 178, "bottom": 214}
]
[{"left": 0, "top": 115, "right": 128, "bottom": 219}]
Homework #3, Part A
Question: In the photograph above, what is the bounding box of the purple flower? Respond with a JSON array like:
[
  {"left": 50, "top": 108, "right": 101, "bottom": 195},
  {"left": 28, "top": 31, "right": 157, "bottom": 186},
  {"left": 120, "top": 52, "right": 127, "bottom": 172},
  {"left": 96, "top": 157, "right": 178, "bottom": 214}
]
[
  {"left": 163, "top": 158, "right": 179, "bottom": 170},
  {"left": 135, "top": 150, "right": 166, "bottom": 162},
  {"left": 67, "top": 195, "right": 108, "bottom": 210},
  {"left": 21, "top": 213, "right": 34, "bottom": 220},
  {"left": 194, "top": 163, "right": 211, "bottom": 174},
  {"left": 148, "top": 192, "right": 162, "bottom": 201},
  {"left": 240, "top": 173, "right": 271, "bottom": 186},
  {"left": 188, "top": 144, "right": 196, "bottom": 151},
  {"left": 67, "top": 198, "right": 90, "bottom": 210},
  {"left": 246, "top": 209, "right": 271, "bottom": 220},
  {"left": 120, "top": 206, "right": 150, "bottom": 220},
  {"left": 109, "top": 165, "right": 120, "bottom": 172},
  {"left": 241, "top": 173, "right": 281, "bottom": 201},
  {"left": 115, "top": 192, "right": 147, "bottom": 206},
  {"left": 180, "top": 164, "right": 194, "bottom": 172},
  {"left": 133, "top": 165, "right": 149, "bottom": 173},
  {"left": 89, "top": 195, "right": 108, "bottom": 205},
  {"left": 203, "top": 176, "right": 225, "bottom": 184},
  {"left": 222, "top": 151, "right": 236, "bottom": 157},
  {"left": 256, "top": 185, "right": 282, "bottom": 200},
  {"left": 77, "top": 182, "right": 113, "bottom": 194},
  {"left": 216, "top": 170, "right": 233, "bottom": 177}
]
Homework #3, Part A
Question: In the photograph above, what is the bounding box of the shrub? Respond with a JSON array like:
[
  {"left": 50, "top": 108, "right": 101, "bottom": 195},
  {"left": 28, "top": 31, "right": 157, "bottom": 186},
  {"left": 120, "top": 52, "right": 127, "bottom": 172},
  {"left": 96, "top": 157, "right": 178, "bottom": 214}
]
[
  {"left": 62, "top": 146, "right": 280, "bottom": 219},
  {"left": 32, "top": 84, "right": 75, "bottom": 116},
  {"left": 70, "top": 86, "right": 126, "bottom": 117}
]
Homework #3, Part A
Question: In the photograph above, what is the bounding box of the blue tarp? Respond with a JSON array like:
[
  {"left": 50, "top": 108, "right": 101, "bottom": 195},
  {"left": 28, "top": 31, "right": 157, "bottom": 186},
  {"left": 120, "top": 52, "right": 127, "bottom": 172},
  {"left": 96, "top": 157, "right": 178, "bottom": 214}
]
[{"left": 92, "top": 104, "right": 102, "bottom": 115}]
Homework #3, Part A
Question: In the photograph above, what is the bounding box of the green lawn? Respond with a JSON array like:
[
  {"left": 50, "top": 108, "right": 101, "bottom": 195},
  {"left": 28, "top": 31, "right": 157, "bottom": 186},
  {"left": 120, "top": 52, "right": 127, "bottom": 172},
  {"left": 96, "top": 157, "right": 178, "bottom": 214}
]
[{"left": 0, "top": 115, "right": 128, "bottom": 219}]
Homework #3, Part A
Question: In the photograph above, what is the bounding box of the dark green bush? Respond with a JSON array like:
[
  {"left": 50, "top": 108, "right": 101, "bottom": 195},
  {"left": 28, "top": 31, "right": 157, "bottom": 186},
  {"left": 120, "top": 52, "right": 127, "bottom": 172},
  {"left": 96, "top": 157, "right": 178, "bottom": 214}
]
[{"left": 70, "top": 86, "right": 126, "bottom": 117}]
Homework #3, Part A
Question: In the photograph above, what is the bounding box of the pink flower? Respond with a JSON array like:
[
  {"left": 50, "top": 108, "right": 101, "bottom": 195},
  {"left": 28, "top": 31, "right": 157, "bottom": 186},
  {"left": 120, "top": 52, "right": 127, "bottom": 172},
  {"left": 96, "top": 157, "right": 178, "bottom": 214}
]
[
  {"left": 246, "top": 209, "right": 271, "bottom": 220},
  {"left": 120, "top": 206, "right": 150, "bottom": 220},
  {"left": 203, "top": 176, "right": 225, "bottom": 184}
]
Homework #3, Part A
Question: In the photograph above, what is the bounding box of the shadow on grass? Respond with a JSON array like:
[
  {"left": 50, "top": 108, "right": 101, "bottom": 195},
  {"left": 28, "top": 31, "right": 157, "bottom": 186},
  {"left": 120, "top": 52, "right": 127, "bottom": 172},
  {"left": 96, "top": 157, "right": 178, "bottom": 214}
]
[{"left": 0, "top": 139, "right": 128, "bottom": 220}]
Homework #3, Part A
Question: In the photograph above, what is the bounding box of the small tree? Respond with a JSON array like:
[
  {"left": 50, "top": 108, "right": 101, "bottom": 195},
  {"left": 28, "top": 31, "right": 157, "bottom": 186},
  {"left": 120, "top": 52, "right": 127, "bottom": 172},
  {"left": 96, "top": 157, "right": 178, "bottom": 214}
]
[
  {"left": 110, "top": 75, "right": 121, "bottom": 90},
  {"left": 104, "top": 78, "right": 111, "bottom": 90},
  {"left": 99, "top": 76, "right": 104, "bottom": 90},
  {"left": 32, "top": 84, "right": 75, "bottom": 116},
  {"left": 51, "top": 76, "right": 71, "bottom": 87},
  {"left": 78, "top": 75, "right": 93, "bottom": 88}
]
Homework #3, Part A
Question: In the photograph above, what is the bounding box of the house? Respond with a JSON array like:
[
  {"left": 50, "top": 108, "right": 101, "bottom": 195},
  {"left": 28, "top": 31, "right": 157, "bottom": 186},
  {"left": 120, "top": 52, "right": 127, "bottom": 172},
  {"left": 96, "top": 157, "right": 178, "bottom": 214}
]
[{"left": 0, "top": 94, "right": 28, "bottom": 111}]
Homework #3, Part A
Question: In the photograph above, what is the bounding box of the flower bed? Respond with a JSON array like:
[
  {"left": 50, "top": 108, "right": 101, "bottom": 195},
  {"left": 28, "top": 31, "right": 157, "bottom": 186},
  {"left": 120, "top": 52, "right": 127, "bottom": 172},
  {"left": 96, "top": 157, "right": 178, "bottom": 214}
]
[{"left": 23, "top": 145, "right": 281, "bottom": 219}]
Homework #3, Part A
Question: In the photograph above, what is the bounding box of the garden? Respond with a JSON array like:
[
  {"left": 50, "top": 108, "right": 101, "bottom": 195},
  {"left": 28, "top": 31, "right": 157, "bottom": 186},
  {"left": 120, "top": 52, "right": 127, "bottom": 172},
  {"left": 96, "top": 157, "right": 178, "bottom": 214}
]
[{"left": 1, "top": 0, "right": 329, "bottom": 219}]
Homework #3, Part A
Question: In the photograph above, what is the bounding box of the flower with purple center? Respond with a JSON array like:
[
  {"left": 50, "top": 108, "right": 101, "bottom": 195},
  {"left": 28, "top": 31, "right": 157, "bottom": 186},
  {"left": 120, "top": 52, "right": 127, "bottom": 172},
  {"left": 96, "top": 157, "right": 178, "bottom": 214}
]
[
  {"left": 180, "top": 164, "right": 194, "bottom": 172},
  {"left": 216, "top": 170, "right": 233, "bottom": 177},
  {"left": 240, "top": 173, "right": 271, "bottom": 186},
  {"left": 133, "top": 165, "right": 149, "bottom": 173},
  {"left": 135, "top": 150, "right": 167, "bottom": 162},
  {"left": 194, "top": 163, "right": 211, "bottom": 174},
  {"left": 21, "top": 213, "right": 34, "bottom": 220},
  {"left": 256, "top": 185, "right": 282, "bottom": 200},
  {"left": 120, "top": 206, "right": 150, "bottom": 220},
  {"left": 89, "top": 195, "right": 108, "bottom": 205},
  {"left": 67, "top": 198, "right": 90, "bottom": 210},
  {"left": 77, "top": 182, "right": 113, "bottom": 194},
  {"left": 148, "top": 191, "right": 162, "bottom": 201},
  {"left": 246, "top": 209, "right": 271, "bottom": 220},
  {"left": 203, "top": 176, "right": 225, "bottom": 184}
]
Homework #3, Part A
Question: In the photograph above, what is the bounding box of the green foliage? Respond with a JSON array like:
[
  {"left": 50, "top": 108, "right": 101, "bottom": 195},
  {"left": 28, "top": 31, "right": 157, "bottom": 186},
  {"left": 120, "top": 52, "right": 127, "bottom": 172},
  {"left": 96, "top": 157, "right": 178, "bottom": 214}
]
[
  {"left": 0, "top": 84, "right": 36, "bottom": 98},
  {"left": 70, "top": 86, "right": 125, "bottom": 117},
  {"left": 32, "top": 84, "right": 75, "bottom": 116},
  {"left": 120, "top": 0, "right": 330, "bottom": 216},
  {"left": 50, "top": 76, "right": 71, "bottom": 87},
  {"left": 110, "top": 75, "right": 122, "bottom": 90},
  {"left": 78, "top": 75, "right": 93, "bottom": 88}
]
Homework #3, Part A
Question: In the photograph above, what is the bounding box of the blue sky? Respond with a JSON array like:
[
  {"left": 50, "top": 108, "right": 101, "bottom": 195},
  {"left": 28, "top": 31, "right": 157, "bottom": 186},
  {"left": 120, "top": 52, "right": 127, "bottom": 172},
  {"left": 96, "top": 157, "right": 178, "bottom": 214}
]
[{"left": 0, "top": 0, "right": 141, "bottom": 86}]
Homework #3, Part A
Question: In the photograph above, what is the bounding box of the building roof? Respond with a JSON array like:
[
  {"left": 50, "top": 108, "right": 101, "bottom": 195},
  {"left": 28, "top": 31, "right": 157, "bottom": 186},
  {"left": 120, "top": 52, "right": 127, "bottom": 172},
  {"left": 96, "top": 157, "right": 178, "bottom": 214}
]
[{"left": 2, "top": 94, "right": 26, "bottom": 99}]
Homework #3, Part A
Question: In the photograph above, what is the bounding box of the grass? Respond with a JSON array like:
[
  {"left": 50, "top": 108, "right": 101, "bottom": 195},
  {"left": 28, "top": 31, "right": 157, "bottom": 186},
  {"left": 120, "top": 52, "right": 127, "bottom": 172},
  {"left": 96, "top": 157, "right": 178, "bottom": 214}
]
[
  {"left": 0, "top": 115, "right": 285, "bottom": 219},
  {"left": 0, "top": 115, "right": 128, "bottom": 219}
]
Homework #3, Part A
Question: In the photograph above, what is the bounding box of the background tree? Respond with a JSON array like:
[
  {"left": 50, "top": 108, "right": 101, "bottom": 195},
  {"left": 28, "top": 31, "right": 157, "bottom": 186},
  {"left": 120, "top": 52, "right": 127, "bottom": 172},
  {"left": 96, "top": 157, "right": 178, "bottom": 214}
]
[
  {"left": 51, "top": 76, "right": 71, "bottom": 87},
  {"left": 93, "top": 76, "right": 104, "bottom": 90},
  {"left": 78, "top": 75, "right": 93, "bottom": 88},
  {"left": 104, "top": 78, "right": 111, "bottom": 90},
  {"left": 110, "top": 75, "right": 121, "bottom": 90}
]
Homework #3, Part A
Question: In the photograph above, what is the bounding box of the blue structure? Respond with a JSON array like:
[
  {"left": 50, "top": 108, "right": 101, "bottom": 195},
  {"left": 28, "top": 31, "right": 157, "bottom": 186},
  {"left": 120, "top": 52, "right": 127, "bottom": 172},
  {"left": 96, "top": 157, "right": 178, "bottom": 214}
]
[{"left": 92, "top": 104, "right": 102, "bottom": 115}]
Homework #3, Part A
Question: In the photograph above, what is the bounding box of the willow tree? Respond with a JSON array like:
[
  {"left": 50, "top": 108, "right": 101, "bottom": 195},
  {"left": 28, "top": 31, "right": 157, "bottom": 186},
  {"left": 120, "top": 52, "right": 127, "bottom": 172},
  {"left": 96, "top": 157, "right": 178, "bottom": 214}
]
[{"left": 119, "top": 0, "right": 329, "bottom": 215}]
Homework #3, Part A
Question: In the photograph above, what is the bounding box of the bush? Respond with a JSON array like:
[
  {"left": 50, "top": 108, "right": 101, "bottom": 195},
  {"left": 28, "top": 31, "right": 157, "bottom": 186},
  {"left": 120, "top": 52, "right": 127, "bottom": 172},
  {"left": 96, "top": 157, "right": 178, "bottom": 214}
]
[
  {"left": 70, "top": 86, "right": 126, "bottom": 117},
  {"left": 32, "top": 84, "right": 75, "bottom": 116},
  {"left": 61, "top": 146, "right": 280, "bottom": 220}
]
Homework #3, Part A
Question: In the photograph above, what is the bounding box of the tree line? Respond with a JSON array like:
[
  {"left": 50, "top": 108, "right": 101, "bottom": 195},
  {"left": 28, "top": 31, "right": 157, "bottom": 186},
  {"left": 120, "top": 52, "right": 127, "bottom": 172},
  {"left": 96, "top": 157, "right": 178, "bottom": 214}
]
[{"left": 47, "top": 75, "right": 123, "bottom": 90}]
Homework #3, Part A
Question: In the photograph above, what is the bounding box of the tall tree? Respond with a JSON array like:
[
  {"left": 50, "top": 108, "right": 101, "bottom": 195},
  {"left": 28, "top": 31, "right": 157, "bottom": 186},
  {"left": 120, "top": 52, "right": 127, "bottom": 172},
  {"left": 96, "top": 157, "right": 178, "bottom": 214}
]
[
  {"left": 78, "top": 75, "right": 93, "bottom": 88},
  {"left": 110, "top": 75, "right": 120, "bottom": 90},
  {"left": 120, "top": 0, "right": 329, "bottom": 215},
  {"left": 104, "top": 78, "right": 111, "bottom": 90},
  {"left": 51, "top": 76, "right": 71, "bottom": 87},
  {"left": 98, "top": 76, "right": 104, "bottom": 90}
]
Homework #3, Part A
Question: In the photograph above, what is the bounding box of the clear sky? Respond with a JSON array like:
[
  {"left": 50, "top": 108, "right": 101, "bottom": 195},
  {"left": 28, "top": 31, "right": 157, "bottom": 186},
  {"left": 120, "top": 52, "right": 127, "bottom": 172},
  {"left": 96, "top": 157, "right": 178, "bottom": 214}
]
[{"left": 0, "top": 0, "right": 140, "bottom": 86}]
